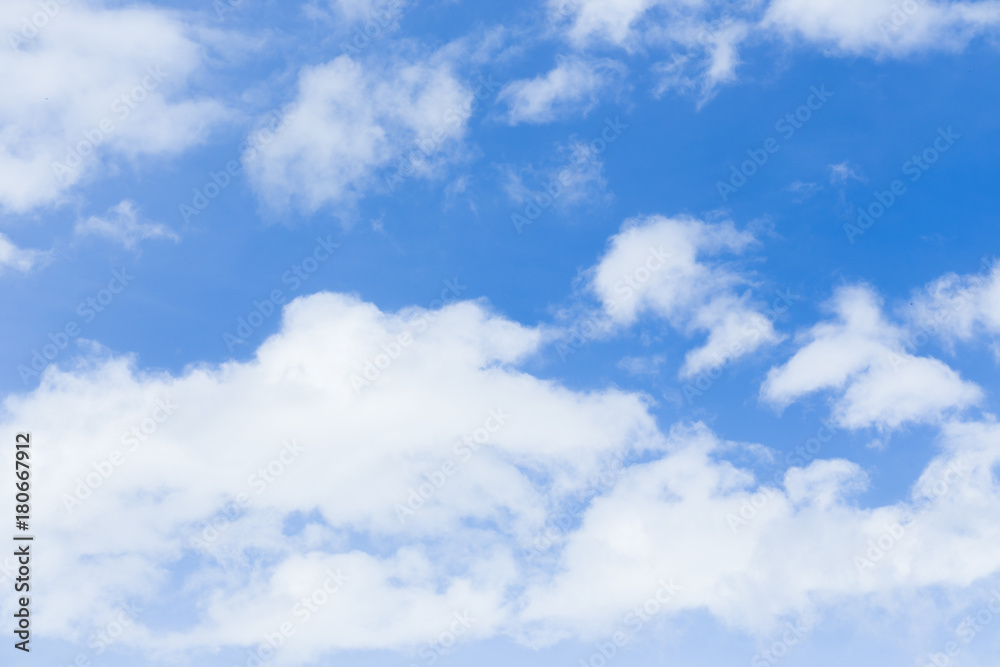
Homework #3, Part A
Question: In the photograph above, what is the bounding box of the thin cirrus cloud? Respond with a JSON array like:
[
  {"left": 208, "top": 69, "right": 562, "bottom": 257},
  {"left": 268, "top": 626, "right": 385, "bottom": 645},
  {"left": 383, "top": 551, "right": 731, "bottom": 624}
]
[
  {"left": 588, "top": 215, "right": 783, "bottom": 378},
  {"left": 0, "top": 0, "right": 228, "bottom": 214},
  {"left": 74, "top": 200, "right": 180, "bottom": 250}
]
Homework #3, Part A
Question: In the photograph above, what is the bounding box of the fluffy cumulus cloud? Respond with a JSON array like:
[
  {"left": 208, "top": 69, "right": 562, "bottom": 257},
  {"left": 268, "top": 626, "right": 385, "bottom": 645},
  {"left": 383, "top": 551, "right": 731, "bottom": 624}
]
[
  {"left": 520, "top": 418, "right": 1000, "bottom": 642},
  {"left": 907, "top": 259, "right": 1000, "bottom": 359},
  {"left": 0, "top": 0, "right": 227, "bottom": 214},
  {"left": 588, "top": 215, "right": 783, "bottom": 378},
  {"left": 74, "top": 199, "right": 179, "bottom": 249},
  {"left": 498, "top": 56, "right": 626, "bottom": 124},
  {"left": 243, "top": 50, "right": 476, "bottom": 213},
  {"left": 4, "top": 289, "right": 1000, "bottom": 663},
  {"left": 1, "top": 292, "right": 663, "bottom": 661},
  {"left": 762, "top": 285, "right": 982, "bottom": 430}
]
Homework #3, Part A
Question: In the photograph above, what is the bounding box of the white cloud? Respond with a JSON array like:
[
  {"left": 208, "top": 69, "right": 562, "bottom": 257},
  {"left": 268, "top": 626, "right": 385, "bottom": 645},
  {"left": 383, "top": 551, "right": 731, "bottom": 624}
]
[
  {"left": 545, "top": 0, "right": 1000, "bottom": 103},
  {"left": 589, "top": 215, "right": 782, "bottom": 378},
  {"left": 762, "top": 285, "right": 982, "bottom": 430},
  {"left": 244, "top": 50, "right": 475, "bottom": 213},
  {"left": 498, "top": 56, "right": 626, "bottom": 124},
  {"left": 617, "top": 354, "right": 667, "bottom": 376},
  {"left": 2, "top": 291, "right": 662, "bottom": 658},
  {"left": 551, "top": 0, "right": 663, "bottom": 48},
  {"left": 0, "top": 232, "right": 48, "bottom": 273},
  {"left": 829, "top": 161, "right": 864, "bottom": 183},
  {"left": 3, "top": 287, "right": 1000, "bottom": 661},
  {"left": 907, "top": 260, "right": 1000, "bottom": 359},
  {"left": 519, "top": 418, "right": 1000, "bottom": 643},
  {"left": 502, "top": 139, "right": 610, "bottom": 215},
  {"left": 650, "top": 16, "right": 752, "bottom": 103},
  {"left": 547, "top": 0, "right": 755, "bottom": 102},
  {"left": 0, "top": 0, "right": 227, "bottom": 213},
  {"left": 763, "top": 0, "right": 1000, "bottom": 55},
  {"left": 75, "top": 200, "right": 179, "bottom": 249}
]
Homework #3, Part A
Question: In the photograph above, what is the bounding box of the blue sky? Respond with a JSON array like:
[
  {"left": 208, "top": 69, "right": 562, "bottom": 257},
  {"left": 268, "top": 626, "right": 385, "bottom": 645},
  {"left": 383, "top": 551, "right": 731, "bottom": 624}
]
[{"left": 2, "top": 1, "right": 1000, "bottom": 666}]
